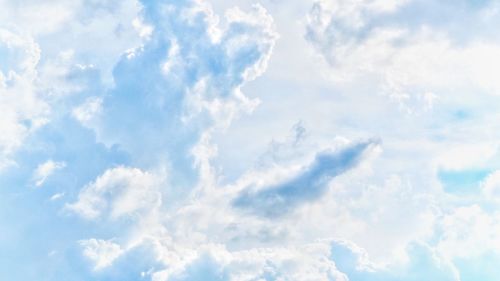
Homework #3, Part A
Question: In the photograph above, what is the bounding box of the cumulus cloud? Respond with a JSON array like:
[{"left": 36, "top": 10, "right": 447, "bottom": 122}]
[
  {"left": 75, "top": 0, "right": 278, "bottom": 197},
  {"left": 0, "top": 0, "right": 147, "bottom": 83},
  {"left": 67, "top": 166, "right": 163, "bottom": 220},
  {"left": 305, "top": 0, "right": 500, "bottom": 111},
  {"left": 331, "top": 239, "right": 459, "bottom": 281},
  {"left": 3, "top": 0, "right": 500, "bottom": 280},
  {"left": 0, "top": 28, "right": 48, "bottom": 169},
  {"left": 481, "top": 170, "right": 500, "bottom": 200},
  {"left": 79, "top": 238, "right": 124, "bottom": 270},
  {"left": 147, "top": 242, "right": 347, "bottom": 281},
  {"left": 438, "top": 205, "right": 500, "bottom": 259}
]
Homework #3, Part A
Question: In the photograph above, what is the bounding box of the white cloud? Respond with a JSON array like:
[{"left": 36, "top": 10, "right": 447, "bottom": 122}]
[
  {"left": 139, "top": 241, "right": 348, "bottom": 281},
  {"left": 75, "top": 0, "right": 278, "bottom": 201},
  {"left": 72, "top": 97, "right": 103, "bottom": 127},
  {"left": 4, "top": 0, "right": 500, "bottom": 280},
  {"left": 306, "top": 0, "right": 500, "bottom": 111},
  {"left": 79, "top": 238, "right": 124, "bottom": 270},
  {"left": 0, "top": 0, "right": 146, "bottom": 85},
  {"left": 438, "top": 205, "right": 500, "bottom": 259},
  {"left": 300, "top": 174, "right": 438, "bottom": 264},
  {"left": 434, "top": 143, "right": 498, "bottom": 171},
  {"left": 306, "top": 0, "right": 409, "bottom": 33},
  {"left": 32, "top": 160, "right": 66, "bottom": 187},
  {"left": 330, "top": 239, "right": 460, "bottom": 281},
  {"left": 50, "top": 192, "right": 65, "bottom": 201},
  {"left": 0, "top": 0, "right": 144, "bottom": 169},
  {"left": 66, "top": 166, "right": 164, "bottom": 220},
  {"left": 0, "top": 28, "right": 48, "bottom": 169},
  {"left": 132, "top": 17, "right": 153, "bottom": 39},
  {"left": 481, "top": 170, "right": 500, "bottom": 200}
]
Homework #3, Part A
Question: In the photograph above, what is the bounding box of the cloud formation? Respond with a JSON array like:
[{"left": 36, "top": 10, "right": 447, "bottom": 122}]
[
  {"left": 2, "top": 0, "right": 500, "bottom": 280},
  {"left": 306, "top": 0, "right": 500, "bottom": 111},
  {"left": 67, "top": 166, "right": 163, "bottom": 220},
  {"left": 32, "top": 159, "right": 66, "bottom": 187},
  {"left": 233, "top": 140, "right": 379, "bottom": 217}
]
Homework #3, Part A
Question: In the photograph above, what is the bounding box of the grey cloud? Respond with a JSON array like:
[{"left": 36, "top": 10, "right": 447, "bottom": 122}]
[{"left": 233, "top": 140, "right": 379, "bottom": 218}]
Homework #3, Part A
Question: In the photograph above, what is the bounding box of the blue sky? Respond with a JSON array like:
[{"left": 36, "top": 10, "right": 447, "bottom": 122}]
[{"left": 1, "top": 0, "right": 500, "bottom": 280}]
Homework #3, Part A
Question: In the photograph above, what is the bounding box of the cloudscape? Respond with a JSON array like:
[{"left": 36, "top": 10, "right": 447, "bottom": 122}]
[{"left": 1, "top": 0, "right": 500, "bottom": 280}]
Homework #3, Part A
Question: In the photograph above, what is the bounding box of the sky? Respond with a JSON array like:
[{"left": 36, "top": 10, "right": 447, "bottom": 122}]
[{"left": 1, "top": 0, "right": 500, "bottom": 280}]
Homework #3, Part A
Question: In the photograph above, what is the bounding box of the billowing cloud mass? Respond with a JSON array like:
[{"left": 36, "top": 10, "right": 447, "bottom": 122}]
[{"left": 1, "top": 0, "right": 500, "bottom": 280}]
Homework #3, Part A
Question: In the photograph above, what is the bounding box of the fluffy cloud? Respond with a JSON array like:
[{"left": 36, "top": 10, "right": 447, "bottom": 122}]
[
  {"left": 0, "top": 0, "right": 146, "bottom": 83},
  {"left": 73, "top": 0, "right": 278, "bottom": 197},
  {"left": 2, "top": 0, "right": 500, "bottom": 280},
  {"left": 305, "top": 0, "right": 500, "bottom": 111},
  {"left": 67, "top": 166, "right": 163, "bottom": 220},
  {"left": 0, "top": 0, "right": 149, "bottom": 172},
  {"left": 152, "top": 242, "right": 346, "bottom": 281},
  {"left": 0, "top": 28, "right": 48, "bottom": 169},
  {"left": 331, "top": 239, "right": 459, "bottom": 281},
  {"left": 438, "top": 205, "right": 500, "bottom": 259},
  {"left": 79, "top": 238, "right": 124, "bottom": 270},
  {"left": 481, "top": 170, "right": 500, "bottom": 200},
  {"left": 292, "top": 173, "right": 438, "bottom": 264}
]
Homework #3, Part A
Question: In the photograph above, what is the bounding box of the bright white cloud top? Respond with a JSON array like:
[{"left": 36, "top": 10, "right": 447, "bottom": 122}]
[{"left": 0, "top": 0, "right": 499, "bottom": 280}]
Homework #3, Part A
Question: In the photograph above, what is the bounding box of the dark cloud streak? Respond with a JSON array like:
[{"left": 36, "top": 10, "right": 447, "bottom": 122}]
[{"left": 233, "top": 140, "right": 379, "bottom": 218}]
